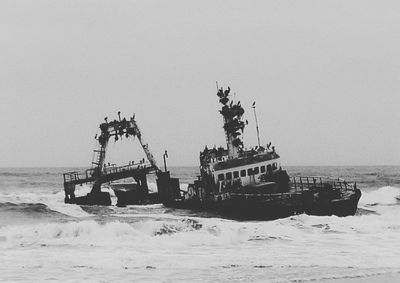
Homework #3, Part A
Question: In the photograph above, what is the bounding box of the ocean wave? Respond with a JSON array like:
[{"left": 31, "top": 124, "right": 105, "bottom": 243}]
[
  {"left": 154, "top": 218, "right": 203, "bottom": 235},
  {"left": 0, "top": 172, "right": 33, "bottom": 177},
  {"left": 0, "top": 219, "right": 195, "bottom": 247},
  {"left": 0, "top": 202, "right": 64, "bottom": 216},
  {"left": 359, "top": 186, "right": 400, "bottom": 206},
  {"left": 1, "top": 210, "right": 400, "bottom": 273},
  {"left": 0, "top": 171, "right": 56, "bottom": 177},
  {"left": 0, "top": 187, "right": 92, "bottom": 218},
  {"left": 0, "top": 217, "right": 253, "bottom": 248},
  {"left": 0, "top": 212, "right": 397, "bottom": 248},
  {"left": 0, "top": 202, "right": 76, "bottom": 227}
]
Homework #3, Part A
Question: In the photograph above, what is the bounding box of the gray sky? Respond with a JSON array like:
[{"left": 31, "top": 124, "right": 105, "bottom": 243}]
[{"left": 1, "top": 0, "right": 400, "bottom": 167}]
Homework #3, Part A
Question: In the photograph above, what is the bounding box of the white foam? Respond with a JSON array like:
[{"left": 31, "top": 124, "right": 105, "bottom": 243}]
[
  {"left": 147, "top": 181, "right": 158, "bottom": 193},
  {"left": 1, "top": 208, "right": 400, "bottom": 282},
  {"left": 147, "top": 181, "right": 189, "bottom": 192},
  {"left": 359, "top": 186, "right": 400, "bottom": 206},
  {"left": 1, "top": 183, "right": 400, "bottom": 281},
  {"left": 0, "top": 185, "right": 92, "bottom": 218}
]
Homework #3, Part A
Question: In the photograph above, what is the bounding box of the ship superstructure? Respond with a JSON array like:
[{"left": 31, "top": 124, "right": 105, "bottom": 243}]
[
  {"left": 198, "top": 86, "right": 288, "bottom": 197},
  {"left": 157, "top": 86, "right": 361, "bottom": 219}
]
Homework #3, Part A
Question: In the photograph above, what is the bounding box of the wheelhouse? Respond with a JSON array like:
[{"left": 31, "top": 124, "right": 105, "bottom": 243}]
[{"left": 213, "top": 157, "right": 280, "bottom": 191}]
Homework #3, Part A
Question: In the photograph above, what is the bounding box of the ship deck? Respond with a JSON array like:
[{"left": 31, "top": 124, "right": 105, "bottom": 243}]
[{"left": 63, "top": 163, "right": 157, "bottom": 188}]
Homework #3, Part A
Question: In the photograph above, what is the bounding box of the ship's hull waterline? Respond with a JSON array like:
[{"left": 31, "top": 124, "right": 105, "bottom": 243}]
[{"left": 160, "top": 190, "right": 361, "bottom": 220}]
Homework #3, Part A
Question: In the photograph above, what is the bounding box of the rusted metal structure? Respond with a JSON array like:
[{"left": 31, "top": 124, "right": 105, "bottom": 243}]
[{"left": 63, "top": 114, "right": 161, "bottom": 206}]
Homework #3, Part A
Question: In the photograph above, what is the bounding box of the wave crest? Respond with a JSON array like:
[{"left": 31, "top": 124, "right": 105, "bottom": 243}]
[{"left": 360, "top": 186, "right": 400, "bottom": 206}]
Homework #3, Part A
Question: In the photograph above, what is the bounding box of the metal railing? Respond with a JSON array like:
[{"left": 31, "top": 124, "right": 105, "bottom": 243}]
[
  {"left": 63, "top": 162, "right": 155, "bottom": 185},
  {"left": 290, "top": 176, "right": 355, "bottom": 192},
  {"left": 63, "top": 168, "right": 97, "bottom": 183},
  {"left": 102, "top": 162, "right": 152, "bottom": 175}
]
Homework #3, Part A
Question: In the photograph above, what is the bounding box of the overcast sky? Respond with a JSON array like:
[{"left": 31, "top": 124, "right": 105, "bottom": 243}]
[{"left": 1, "top": 0, "right": 400, "bottom": 167}]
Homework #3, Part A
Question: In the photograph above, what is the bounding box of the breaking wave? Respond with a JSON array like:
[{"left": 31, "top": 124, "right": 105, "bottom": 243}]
[
  {"left": 0, "top": 202, "right": 64, "bottom": 216},
  {"left": 0, "top": 202, "right": 79, "bottom": 227},
  {"left": 0, "top": 218, "right": 220, "bottom": 248},
  {"left": 359, "top": 186, "right": 400, "bottom": 206},
  {"left": 0, "top": 186, "right": 92, "bottom": 218},
  {"left": 2, "top": 203, "right": 400, "bottom": 249},
  {"left": 1, "top": 185, "right": 400, "bottom": 281}
]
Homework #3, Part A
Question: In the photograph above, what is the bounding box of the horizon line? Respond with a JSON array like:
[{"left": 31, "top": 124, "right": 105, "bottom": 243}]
[{"left": 1, "top": 164, "right": 400, "bottom": 169}]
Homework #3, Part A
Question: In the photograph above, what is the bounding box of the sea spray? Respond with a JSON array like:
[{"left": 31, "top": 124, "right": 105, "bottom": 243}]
[{"left": 359, "top": 186, "right": 400, "bottom": 206}]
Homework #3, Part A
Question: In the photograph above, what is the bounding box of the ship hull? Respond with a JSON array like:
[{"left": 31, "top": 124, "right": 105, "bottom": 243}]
[
  {"left": 303, "top": 188, "right": 362, "bottom": 217},
  {"left": 157, "top": 170, "right": 362, "bottom": 220},
  {"left": 163, "top": 190, "right": 361, "bottom": 220}
]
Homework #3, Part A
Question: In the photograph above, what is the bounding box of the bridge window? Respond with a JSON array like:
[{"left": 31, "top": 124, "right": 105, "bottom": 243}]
[
  {"left": 253, "top": 167, "right": 259, "bottom": 174},
  {"left": 267, "top": 164, "right": 272, "bottom": 173},
  {"left": 261, "top": 165, "right": 266, "bottom": 173},
  {"left": 247, "top": 168, "right": 253, "bottom": 175},
  {"left": 233, "top": 171, "right": 239, "bottom": 178},
  {"left": 226, "top": 172, "right": 232, "bottom": 180},
  {"left": 240, "top": 170, "right": 246, "bottom": 177},
  {"left": 273, "top": 163, "right": 277, "bottom": 170},
  {"left": 218, "top": 174, "right": 224, "bottom": 181}
]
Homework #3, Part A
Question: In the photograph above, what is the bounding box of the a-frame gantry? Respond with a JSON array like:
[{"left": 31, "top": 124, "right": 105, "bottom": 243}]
[{"left": 63, "top": 113, "right": 161, "bottom": 206}]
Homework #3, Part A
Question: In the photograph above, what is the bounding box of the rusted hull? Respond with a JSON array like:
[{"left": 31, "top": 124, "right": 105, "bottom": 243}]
[
  {"left": 65, "top": 192, "right": 112, "bottom": 206},
  {"left": 304, "top": 189, "right": 362, "bottom": 217},
  {"left": 160, "top": 181, "right": 362, "bottom": 220}
]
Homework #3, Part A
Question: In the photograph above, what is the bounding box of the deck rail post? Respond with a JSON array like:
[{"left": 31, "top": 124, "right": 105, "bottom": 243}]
[{"left": 300, "top": 177, "right": 303, "bottom": 192}]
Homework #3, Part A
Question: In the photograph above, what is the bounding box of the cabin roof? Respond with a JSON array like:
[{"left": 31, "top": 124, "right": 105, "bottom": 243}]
[{"left": 212, "top": 151, "right": 280, "bottom": 171}]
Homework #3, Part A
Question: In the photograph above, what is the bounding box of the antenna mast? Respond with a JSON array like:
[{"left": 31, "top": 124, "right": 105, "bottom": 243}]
[{"left": 252, "top": 102, "right": 261, "bottom": 147}]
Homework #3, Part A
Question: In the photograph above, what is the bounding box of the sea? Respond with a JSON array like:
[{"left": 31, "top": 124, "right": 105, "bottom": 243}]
[{"left": 1, "top": 166, "right": 400, "bottom": 282}]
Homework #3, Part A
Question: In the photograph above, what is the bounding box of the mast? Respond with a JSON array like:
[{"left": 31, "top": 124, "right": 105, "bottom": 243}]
[
  {"left": 252, "top": 102, "right": 261, "bottom": 147},
  {"left": 217, "top": 86, "right": 245, "bottom": 158}
]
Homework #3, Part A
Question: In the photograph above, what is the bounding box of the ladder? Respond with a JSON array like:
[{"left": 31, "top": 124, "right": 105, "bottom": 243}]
[{"left": 91, "top": 146, "right": 106, "bottom": 168}]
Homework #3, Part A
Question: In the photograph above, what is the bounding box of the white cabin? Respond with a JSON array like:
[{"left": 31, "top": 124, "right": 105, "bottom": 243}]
[{"left": 212, "top": 157, "right": 280, "bottom": 192}]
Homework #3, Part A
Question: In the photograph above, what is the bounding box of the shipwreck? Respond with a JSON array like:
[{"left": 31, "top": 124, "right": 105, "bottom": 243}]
[
  {"left": 63, "top": 86, "right": 361, "bottom": 220},
  {"left": 156, "top": 86, "right": 362, "bottom": 219}
]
